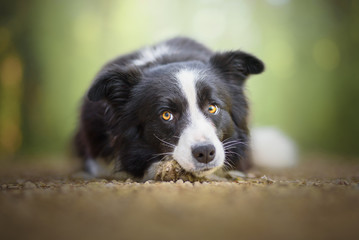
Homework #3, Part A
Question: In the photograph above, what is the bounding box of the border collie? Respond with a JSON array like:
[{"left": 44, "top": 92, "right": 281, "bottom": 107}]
[{"left": 74, "top": 37, "right": 264, "bottom": 180}]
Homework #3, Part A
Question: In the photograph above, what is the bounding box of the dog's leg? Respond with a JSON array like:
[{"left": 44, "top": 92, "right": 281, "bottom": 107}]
[
  {"left": 84, "top": 158, "right": 101, "bottom": 176},
  {"left": 71, "top": 158, "right": 104, "bottom": 180},
  {"left": 82, "top": 158, "right": 112, "bottom": 178}
]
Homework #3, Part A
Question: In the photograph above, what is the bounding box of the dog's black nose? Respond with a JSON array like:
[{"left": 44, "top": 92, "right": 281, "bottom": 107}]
[{"left": 192, "top": 143, "right": 216, "bottom": 164}]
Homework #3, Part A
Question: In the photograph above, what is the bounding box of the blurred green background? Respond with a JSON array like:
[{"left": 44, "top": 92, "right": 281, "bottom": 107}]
[{"left": 0, "top": 0, "right": 358, "bottom": 162}]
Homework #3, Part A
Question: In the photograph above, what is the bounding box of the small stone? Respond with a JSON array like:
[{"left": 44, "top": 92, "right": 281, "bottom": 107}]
[
  {"left": 47, "top": 182, "right": 56, "bottom": 187},
  {"left": 236, "top": 181, "right": 247, "bottom": 184},
  {"left": 125, "top": 178, "right": 134, "bottom": 183},
  {"left": 176, "top": 179, "right": 184, "bottom": 184},
  {"left": 334, "top": 179, "right": 349, "bottom": 186},
  {"left": 144, "top": 180, "right": 155, "bottom": 184},
  {"left": 16, "top": 179, "right": 25, "bottom": 184},
  {"left": 36, "top": 182, "right": 47, "bottom": 188},
  {"left": 261, "top": 175, "right": 274, "bottom": 184},
  {"left": 24, "top": 181, "right": 37, "bottom": 189},
  {"left": 104, "top": 183, "right": 116, "bottom": 188},
  {"left": 7, "top": 184, "right": 20, "bottom": 189}
]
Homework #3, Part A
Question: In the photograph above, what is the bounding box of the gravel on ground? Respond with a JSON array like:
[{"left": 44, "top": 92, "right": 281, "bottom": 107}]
[{"left": 1, "top": 157, "right": 359, "bottom": 240}]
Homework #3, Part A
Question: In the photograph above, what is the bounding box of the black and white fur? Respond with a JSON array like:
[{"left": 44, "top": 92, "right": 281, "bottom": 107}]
[{"left": 74, "top": 37, "right": 264, "bottom": 179}]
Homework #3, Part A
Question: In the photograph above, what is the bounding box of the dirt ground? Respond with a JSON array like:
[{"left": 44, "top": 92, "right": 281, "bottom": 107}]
[{"left": 1, "top": 156, "right": 359, "bottom": 240}]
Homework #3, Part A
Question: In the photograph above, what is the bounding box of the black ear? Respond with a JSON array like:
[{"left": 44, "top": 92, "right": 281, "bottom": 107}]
[
  {"left": 88, "top": 65, "right": 141, "bottom": 102},
  {"left": 210, "top": 51, "right": 264, "bottom": 78}
]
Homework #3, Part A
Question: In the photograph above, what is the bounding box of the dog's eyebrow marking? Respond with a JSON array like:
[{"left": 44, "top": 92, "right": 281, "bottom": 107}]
[{"left": 132, "top": 44, "right": 170, "bottom": 66}]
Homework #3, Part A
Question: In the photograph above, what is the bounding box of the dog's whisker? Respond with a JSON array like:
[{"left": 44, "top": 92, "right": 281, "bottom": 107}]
[
  {"left": 222, "top": 162, "right": 229, "bottom": 171},
  {"left": 225, "top": 150, "right": 243, "bottom": 159},
  {"left": 152, "top": 152, "right": 173, "bottom": 157},
  {"left": 222, "top": 138, "right": 237, "bottom": 143},
  {"left": 159, "top": 155, "right": 168, "bottom": 162},
  {"left": 153, "top": 134, "right": 176, "bottom": 149},
  {"left": 223, "top": 161, "right": 235, "bottom": 171},
  {"left": 225, "top": 162, "right": 234, "bottom": 171},
  {"left": 224, "top": 145, "right": 239, "bottom": 151},
  {"left": 223, "top": 142, "right": 249, "bottom": 150},
  {"left": 223, "top": 140, "right": 247, "bottom": 147},
  {"left": 223, "top": 142, "right": 239, "bottom": 147},
  {"left": 147, "top": 152, "right": 173, "bottom": 162}
]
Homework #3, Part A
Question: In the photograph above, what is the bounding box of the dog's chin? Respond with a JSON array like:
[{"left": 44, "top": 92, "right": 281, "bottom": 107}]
[{"left": 188, "top": 165, "right": 222, "bottom": 177}]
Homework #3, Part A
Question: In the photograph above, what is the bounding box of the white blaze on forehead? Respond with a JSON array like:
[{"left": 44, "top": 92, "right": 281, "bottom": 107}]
[
  {"left": 132, "top": 45, "right": 170, "bottom": 66},
  {"left": 173, "top": 69, "right": 225, "bottom": 173},
  {"left": 176, "top": 69, "right": 199, "bottom": 115}
]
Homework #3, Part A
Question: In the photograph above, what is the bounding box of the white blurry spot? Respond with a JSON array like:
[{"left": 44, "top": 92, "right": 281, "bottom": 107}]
[
  {"left": 84, "top": 158, "right": 111, "bottom": 177},
  {"left": 85, "top": 158, "right": 100, "bottom": 176},
  {"left": 251, "top": 127, "right": 298, "bottom": 168}
]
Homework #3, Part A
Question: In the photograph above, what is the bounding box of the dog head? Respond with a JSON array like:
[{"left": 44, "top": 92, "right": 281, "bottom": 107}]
[{"left": 88, "top": 51, "right": 264, "bottom": 176}]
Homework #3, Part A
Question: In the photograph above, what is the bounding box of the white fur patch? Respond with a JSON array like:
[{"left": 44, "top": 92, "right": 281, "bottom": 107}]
[
  {"left": 176, "top": 70, "right": 198, "bottom": 115},
  {"left": 132, "top": 45, "right": 170, "bottom": 66},
  {"left": 84, "top": 158, "right": 112, "bottom": 177},
  {"left": 251, "top": 127, "right": 298, "bottom": 168},
  {"left": 173, "top": 69, "right": 225, "bottom": 173},
  {"left": 85, "top": 158, "right": 101, "bottom": 176}
]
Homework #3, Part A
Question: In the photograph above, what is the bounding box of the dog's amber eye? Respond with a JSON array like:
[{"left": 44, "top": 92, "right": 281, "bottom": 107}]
[
  {"left": 208, "top": 104, "right": 219, "bottom": 114},
  {"left": 161, "top": 111, "right": 173, "bottom": 121}
]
